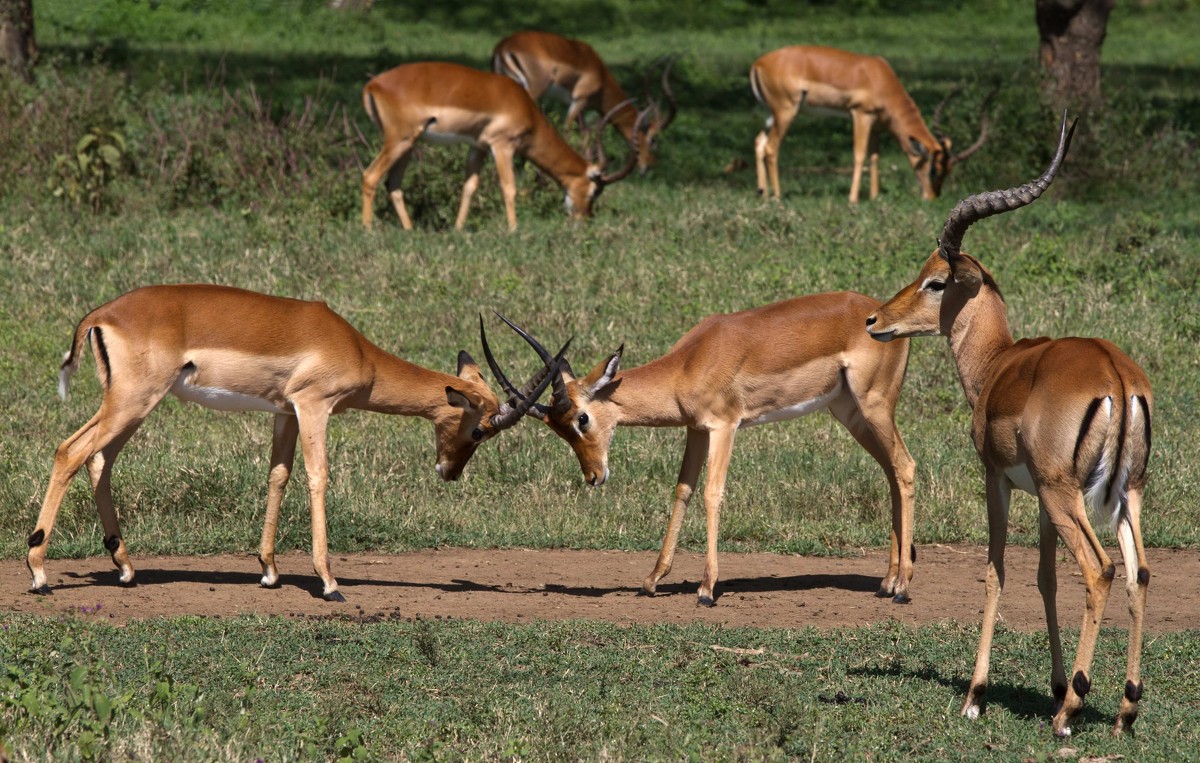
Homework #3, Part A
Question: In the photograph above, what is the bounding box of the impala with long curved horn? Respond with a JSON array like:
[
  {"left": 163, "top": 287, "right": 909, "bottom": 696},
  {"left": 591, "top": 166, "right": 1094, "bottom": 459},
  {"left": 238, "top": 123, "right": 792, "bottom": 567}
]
[
  {"left": 483, "top": 296, "right": 917, "bottom": 607},
  {"left": 492, "top": 31, "right": 678, "bottom": 172},
  {"left": 29, "top": 285, "right": 565, "bottom": 602},
  {"left": 866, "top": 114, "right": 1152, "bottom": 736},
  {"left": 362, "top": 61, "right": 647, "bottom": 232},
  {"left": 750, "top": 45, "right": 990, "bottom": 202}
]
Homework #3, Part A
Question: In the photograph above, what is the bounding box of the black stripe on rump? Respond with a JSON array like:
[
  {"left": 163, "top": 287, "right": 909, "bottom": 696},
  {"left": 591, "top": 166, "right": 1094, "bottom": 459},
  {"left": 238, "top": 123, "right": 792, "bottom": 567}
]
[{"left": 1072, "top": 397, "right": 1104, "bottom": 470}]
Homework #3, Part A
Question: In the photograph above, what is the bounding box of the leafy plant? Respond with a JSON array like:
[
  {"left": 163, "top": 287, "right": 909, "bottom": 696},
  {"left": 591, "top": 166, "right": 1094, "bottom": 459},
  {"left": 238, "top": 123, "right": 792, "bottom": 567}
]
[{"left": 48, "top": 127, "right": 127, "bottom": 213}]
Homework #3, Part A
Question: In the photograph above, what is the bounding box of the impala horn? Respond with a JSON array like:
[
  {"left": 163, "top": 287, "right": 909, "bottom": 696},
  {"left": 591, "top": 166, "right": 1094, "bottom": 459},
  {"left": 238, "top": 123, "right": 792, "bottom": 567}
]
[
  {"left": 480, "top": 315, "right": 572, "bottom": 431},
  {"left": 643, "top": 56, "right": 678, "bottom": 133},
  {"left": 591, "top": 99, "right": 652, "bottom": 185},
  {"left": 480, "top": 313, "right": 573, "bottom": 421},
  {"left": 938, "top": 111, "right": 1075, "bottom": 262},
  {"left": 486, "top": 311, "right": 574, "bottom": 416}
]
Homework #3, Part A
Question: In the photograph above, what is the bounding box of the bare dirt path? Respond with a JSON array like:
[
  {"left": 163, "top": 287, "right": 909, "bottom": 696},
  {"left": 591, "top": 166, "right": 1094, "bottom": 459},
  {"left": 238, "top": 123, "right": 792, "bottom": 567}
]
[{"left": 3, "top": 546, "right": 1198, "bottom": 631}]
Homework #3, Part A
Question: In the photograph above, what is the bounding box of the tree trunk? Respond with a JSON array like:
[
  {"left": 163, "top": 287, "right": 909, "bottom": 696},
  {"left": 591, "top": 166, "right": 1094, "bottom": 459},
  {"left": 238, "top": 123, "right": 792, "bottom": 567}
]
[
  {"left": 0, "top": 0, "right": 35, "bottom": 82},
  {"left": 1036, "top": 0, "right": 1114, "bottom": 109}
]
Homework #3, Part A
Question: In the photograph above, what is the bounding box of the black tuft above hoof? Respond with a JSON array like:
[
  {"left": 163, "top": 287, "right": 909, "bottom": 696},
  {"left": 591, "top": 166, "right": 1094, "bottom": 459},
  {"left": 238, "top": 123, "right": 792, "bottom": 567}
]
[
  {"left": 1072, "top": 670, "right": 1092, "bottom": 697},
  {"left": 892, "top": 592, "right": 911, "bottom": 605},
  {"left": 696, "top": 595, "right": 716, "bottom": 608},
  {"left": 1124, "top": 680, "right": 1144, "bottom": 703},
  {"left": 324, "top": 590, "right": 347, "bottom": 603}
]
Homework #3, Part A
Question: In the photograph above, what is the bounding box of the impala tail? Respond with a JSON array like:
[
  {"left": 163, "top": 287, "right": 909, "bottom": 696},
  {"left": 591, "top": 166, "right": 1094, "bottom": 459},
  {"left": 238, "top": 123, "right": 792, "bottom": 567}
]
[
  {"left": 58, "top": 320, "right": 107, "bottom": 400},
  {"left": 1076, "top": 389, "right": 1151, "bottom": 530}
]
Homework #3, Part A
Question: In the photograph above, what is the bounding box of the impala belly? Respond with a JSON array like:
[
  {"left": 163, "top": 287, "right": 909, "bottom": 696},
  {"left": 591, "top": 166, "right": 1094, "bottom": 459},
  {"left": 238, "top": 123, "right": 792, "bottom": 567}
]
[
  {"left": 169, "top": 352, "right": 293, "bottom": 414},
  {"left": 739, "top": 378, "right": 843, "bottom": 428},
  {"left": 1003, "top": 463, "right": 1037, "bottom": 495}
]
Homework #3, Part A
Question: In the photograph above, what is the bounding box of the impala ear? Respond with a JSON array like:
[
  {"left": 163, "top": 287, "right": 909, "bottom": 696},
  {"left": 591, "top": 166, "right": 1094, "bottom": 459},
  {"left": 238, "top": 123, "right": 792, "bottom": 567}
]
[
  {"left": 456, "top": 350, "right": 485, "bottom": 384},
  {"left": 581, "top": 345, "right": 623, "bottom": 397},
  {"left": 445, "top": 385, "right": 481, "bottom": 411},
  {"left": 949, "top": 258, "right": 983, "bottom": 289},
  {"left": 908, "top": 137, "right": 929, "bottom": 159}
]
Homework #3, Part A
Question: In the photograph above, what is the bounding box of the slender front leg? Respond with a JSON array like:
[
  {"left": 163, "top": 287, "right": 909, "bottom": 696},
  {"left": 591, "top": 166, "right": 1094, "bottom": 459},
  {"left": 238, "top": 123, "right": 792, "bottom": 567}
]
[
  {"left": 962, "top": 468, "right": 1011, "bottom": 720},
  {"left": 490, "top": 144, "right": 519, "bottom": 232},
  {"left": 259, "top": 413, "right": 299, "bottom": 589},
  {"left": 643, "top": 428, "right": 707, "bottom": 595},
  {"left": 293, "top": 403, "right": 342, "bottom": 602},
  {"left": 454, "top": 147, "right": 488, "bottom": 231},
  {"left": 1113, "top": 487, "right": 1149, "bottom": 735},
  {"left": 848, "top": 110, "right": 875, "bottom": 204},
  {"left": 1037, "top": 506, "right": 1068, "bottom": 715},
  {"left": 697, "top": 426, "right": 737, "bottom": 606}
]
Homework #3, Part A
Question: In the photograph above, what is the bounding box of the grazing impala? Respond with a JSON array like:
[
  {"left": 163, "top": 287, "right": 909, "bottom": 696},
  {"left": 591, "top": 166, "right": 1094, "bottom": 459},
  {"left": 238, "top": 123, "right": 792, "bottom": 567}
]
[
  {"left": 866, "top": 114, "right": 1151, "bottom": 736},
  {"left": 362, "top": 61, "right": 645, "bottom": 232},
  {"left": 750, "top": 45, "right": 989, "bottom": 203},
  {"left": 30, "top": 285, "right": 565, "bottom": 602},
  {"left": 482, "top": 296, "right": 917, "bottom": 607},
  {"left": 492, "top": 30, "right": 677, "bottom": 172}
]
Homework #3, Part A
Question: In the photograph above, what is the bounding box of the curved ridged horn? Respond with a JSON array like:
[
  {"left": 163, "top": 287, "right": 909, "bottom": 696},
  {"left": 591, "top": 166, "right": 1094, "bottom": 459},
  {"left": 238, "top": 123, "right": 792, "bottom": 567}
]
[
  {"left": 643, "top": 57, "right": 678, "bottom": 132},
  {"left": 593, "top": 100, "right": 652, "bottom": 185},
  {"left": 930, "top": 85, "right": 961, "bottom": 136},
  {"left": 492, "top": 311, "right": 573, "bottom": 415},
  {"left": 939, "top": 111, "right": 1075, "bottom": 262},
  {"left": 950, "top": 89, "right": 997, "bottom": 166},
  {"left": 482, "top": 318, "right": 572, "bottom": 432}
]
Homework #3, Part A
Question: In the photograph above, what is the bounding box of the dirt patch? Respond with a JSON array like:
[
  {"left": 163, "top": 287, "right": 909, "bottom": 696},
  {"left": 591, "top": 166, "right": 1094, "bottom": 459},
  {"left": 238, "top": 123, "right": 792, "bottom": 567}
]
[{"left": 3, "top": 546, "right": 1197, "bottom": 631}]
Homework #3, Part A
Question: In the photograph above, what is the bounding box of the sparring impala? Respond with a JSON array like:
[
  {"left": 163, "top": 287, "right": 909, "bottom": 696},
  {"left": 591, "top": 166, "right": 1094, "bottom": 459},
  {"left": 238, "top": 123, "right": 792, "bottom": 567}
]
[
  {"left": 750, "top": 45, "right": 990, "bottom": 203},
  {"left": 866, "top": 114, "right": 1151, "bottom": 736},
  {"left": 362, "top": 61, "right": 646, "bottom": 232},
  {"left": 483, "top": 294, "right": 918, "bottom": 607},
  {"left": 492, "top": 30, "right": 678, "bottom": 172},
  {"left": 29, "top": 285, "right": 565, "bottom": 602}
]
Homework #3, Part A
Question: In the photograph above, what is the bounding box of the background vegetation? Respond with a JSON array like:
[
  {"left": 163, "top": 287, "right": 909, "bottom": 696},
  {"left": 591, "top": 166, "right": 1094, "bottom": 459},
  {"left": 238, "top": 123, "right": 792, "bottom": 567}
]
[{"left": 1, "top": 0, "right": 1198, "bottom": 759}]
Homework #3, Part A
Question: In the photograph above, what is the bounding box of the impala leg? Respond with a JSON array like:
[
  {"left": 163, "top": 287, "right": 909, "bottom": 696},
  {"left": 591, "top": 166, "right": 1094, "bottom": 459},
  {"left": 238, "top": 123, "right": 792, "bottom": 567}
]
[
  {"left": 1113, "top": 487, "right": 1149, "bottom": 735},
  {"left": 384, "top": 151, "right": 415, "bottom": 231},
  {"left": 643, "top": 428, "right": 707, "bottom": 595},
  {"left": 867, "top": 128, "right": 881, "bottom": 201},
  {"left": 962, "top": 469, "right": 1011, "bottom": 720},
  {"left": 259, "top": 413, "right": 299, "bottom": 589},
  {"left": 489, "top": 145, "right": 519, "bottom": 232},
  {"left": 829, "top": 385, "right": 916, "bottom": 603},
  {"left": 1037, "top": 507, "right": 1068, "bottom": 715},
  {"left": 755, "top": 107, "right": 795, "bottom": 200},
  {"left": 293, "top": 403, "right": 342, "bottom": 602},
  {"left": 697, "top": 426, "right": 737, "bottom": 606},
  {"left": 1043, "top": 485, "right": 1115, "bottom": 737},
  {"left": 85, "top": 425, "right": 142, "bottom": 586},
  {"left": 362, "top": 136, "right": 415, "bottom": 230},
  {"left": 849, "top": 110, "right": 875, "bottom": 204},
  {"left": 455, "top": 147, "right": 489, "bottom": 232}
]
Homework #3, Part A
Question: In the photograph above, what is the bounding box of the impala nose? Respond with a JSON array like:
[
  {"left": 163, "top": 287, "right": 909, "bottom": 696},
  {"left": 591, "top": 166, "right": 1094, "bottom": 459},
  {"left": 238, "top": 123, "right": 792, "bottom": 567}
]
[{"left": 865, "top": 314, "right": 877, "bottom": 327}]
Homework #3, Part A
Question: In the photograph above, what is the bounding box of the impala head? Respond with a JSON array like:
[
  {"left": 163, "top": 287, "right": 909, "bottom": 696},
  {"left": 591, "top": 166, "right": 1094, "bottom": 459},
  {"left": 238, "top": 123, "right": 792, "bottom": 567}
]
[
  {"left": 569, "top": 102, "right": 652, "bottom": 218},
  {"left": 481, "top": 314, "right": 621, "bottom": 486},
  {"left": 868, "top": 112, "right": 1076, "bottom": 341},
  {"left": 434, "top": 344, "right": 563, "bottom": 481},
  {"left": 635, "top": 57, "right": 679, "bottom": 173},
  {"left": 907, "top": 88, "right": 995, "bottom": 200}
]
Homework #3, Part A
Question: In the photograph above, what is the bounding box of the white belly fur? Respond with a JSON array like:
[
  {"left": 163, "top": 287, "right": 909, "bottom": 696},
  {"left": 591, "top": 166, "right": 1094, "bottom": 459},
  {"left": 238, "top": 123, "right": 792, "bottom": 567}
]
[
  {"left": 1004, "top": 463, "right": 1037, "bottom": 495},
  {"left": 170, "top": 372, "right": 289, "bottom": 414},
  {"left": 739, "top": 381, "right": 842, "bottom": 429}
]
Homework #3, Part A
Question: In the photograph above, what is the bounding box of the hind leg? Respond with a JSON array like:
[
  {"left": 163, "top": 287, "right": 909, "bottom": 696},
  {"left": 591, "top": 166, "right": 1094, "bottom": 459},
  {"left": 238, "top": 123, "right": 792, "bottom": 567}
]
[
  {"left": 85, "top": 423, "right": 144, "bottom": 584},
  {"left": 1113, "top": 487, "right": 1149, "bottom": 734}
]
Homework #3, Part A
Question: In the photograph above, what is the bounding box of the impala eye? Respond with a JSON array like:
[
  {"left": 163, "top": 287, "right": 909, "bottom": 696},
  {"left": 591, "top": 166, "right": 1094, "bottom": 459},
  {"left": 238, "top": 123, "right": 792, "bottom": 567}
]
[
  {"left": 471, "top": 428, "right": 485, "bottom": 441},
  {"left": 927, "top": 281, "right": 946, "bottom": 293},
  {"left": 578, "top": 412, "right": 590, "bottom": 431}
]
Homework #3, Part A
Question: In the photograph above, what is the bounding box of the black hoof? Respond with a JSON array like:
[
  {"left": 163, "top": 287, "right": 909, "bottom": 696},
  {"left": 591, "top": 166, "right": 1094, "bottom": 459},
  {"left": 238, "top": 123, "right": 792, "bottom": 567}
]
[
  {"left": 30, "top": 584, "right": 52, "bottom": 595},
  {"left": 892, "top": 592, "right": 911, "bottom": 605},
  {"left": 696, "top": 595, "right": 716, "bottom": 608},
  {"left": 874, "top": 588, "right": 892, "bottom": 599},
  {"left": 260, "top": 580, "right": 282, "bottom": 590},
  {"left": 636, "top": 588, "right": 655, "bottom": 597},
  {"left": 324, "top": 590, "right": 346, "bottom": 603}
]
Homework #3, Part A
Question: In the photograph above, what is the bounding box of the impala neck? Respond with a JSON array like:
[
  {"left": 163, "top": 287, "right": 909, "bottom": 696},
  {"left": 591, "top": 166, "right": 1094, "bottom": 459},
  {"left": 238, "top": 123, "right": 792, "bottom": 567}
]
[
  {"left": 601, "top": 360, "right": 687, "bottom": 428},
  {"left": 524, "top": 115, "right": 589, "bottom": 185},
  {"left": 882, "top": 89, "right": 937, "bottom": 152},
  {"left": 946, "top": 285, "right": 1015, "bottom": 410},
  {"left": 360, "top": 343, "right": 457, "bottom": 419}
]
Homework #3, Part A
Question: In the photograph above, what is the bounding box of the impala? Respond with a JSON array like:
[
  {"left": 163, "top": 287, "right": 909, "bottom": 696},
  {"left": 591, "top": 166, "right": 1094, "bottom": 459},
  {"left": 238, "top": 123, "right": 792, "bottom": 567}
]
[
  {"left": 361, "top": 61, "right": 646, "bottom": 232},
  {"left": 483, "top": 296, "right": 917, "bottom": 607},
  {"left": 750, "top": 45, "right": 989, "bottom": 203},
  {"left": 866, "top": 114, "right": 1151, "bottom": 736},
  {"left": 29, "top": 285, "right": 565, "bottom": 602},
  {"left": 492, "top": 30, "right": 677, "bottom": 172}
]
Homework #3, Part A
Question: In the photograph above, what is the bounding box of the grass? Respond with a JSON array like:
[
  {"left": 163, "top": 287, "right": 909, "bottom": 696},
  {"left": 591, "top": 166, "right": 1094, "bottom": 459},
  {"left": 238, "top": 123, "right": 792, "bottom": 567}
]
[
  {"left": 2, "top": 0, "right": 1200, "bottom": 758},
  {"left": 4, "top": 613, "right": 1200, "bottom": 762}
]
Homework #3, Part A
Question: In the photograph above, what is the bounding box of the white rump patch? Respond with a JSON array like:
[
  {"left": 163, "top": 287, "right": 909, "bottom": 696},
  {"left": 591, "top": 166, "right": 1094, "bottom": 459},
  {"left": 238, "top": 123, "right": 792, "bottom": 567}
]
[
  {"left": 170, "top": 370, "right": 288, "bottom": 414},
  {"left": 739, "top": 380, "right": 842, "bottom": 429}
]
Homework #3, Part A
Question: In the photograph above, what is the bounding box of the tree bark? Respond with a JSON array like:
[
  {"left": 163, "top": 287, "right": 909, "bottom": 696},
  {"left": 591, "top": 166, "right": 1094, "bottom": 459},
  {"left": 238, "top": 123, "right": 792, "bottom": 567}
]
[
  {"left": 0, "top": 0, "right": 36, "bottom": 82},
  {"left": 1036, "top": 0, "right": 1114, "bottom": 109}
]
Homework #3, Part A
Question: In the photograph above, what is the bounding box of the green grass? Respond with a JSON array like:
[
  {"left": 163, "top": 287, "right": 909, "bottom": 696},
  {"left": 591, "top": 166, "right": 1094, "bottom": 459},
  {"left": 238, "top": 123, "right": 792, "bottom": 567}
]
[
  {"left": 2, "top": 0, "right": 1200, "bottom": 758},
  {"left": 4, "top": 614, "right": 1200, "bottom": 762}
]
